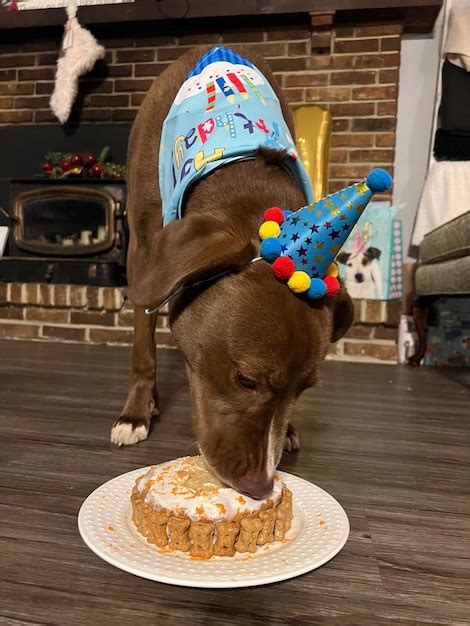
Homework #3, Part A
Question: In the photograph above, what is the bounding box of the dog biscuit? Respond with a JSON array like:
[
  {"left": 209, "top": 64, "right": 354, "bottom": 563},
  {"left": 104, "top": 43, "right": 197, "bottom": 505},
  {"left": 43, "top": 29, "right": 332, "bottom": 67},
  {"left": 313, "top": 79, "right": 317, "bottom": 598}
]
[
  {"left": 257, "top": 507, "right": 277, "bottom": 545},
  {"left": 149, "top": 509, "right": 169, "bottom": 547},
  {"left": 168, "top": 516, "right": 191, "bottom": 552},
  {"left": 235, "top": 517, "right": 263, "bottom": 553},
  {"left": 213, "top": 520, "right": 240, "bottom": 557},
  {"left": 189, "top": 520, "right": 214, "bottom": 559},
  {"left": 274, "top": 487, "right": 293, "bottom": 541}
]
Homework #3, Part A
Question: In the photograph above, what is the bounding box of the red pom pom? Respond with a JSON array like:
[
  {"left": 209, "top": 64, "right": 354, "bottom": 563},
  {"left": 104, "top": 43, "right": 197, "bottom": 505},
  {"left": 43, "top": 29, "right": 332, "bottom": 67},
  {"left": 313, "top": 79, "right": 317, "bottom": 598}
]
[
  {"left": 324, "top": 276, "right": 341, "bottom": 296},
  {"left": 263, "top": 207, "right": 284, "bottom": 225},
  {"left": 272, "top": 256, "right": 295, "bottom": 281}
]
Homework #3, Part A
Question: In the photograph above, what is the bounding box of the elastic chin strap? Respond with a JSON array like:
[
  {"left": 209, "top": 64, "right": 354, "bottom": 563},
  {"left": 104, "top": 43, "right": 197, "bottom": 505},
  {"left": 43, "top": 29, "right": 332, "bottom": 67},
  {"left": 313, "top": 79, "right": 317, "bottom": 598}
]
[
  {"left": 144, "top": 285, "right": 185, "bottom": 316},
  {"left": 144, "top": 268, "right": 238, "bottom": 315}
]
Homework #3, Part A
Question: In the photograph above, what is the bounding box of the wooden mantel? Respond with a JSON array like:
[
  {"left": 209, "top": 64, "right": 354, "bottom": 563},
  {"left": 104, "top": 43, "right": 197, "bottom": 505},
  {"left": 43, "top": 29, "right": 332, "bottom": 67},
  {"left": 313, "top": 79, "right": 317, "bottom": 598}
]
[{"left": 0, "top": 0, "right": 443, "bottom": 33}]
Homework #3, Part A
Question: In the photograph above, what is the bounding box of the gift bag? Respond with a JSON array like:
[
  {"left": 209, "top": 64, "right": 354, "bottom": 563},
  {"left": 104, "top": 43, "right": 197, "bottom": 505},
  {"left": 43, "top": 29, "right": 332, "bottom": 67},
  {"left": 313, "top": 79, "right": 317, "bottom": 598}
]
[{"left": 336, "top": 202, "right": 404, "bottom": 300}]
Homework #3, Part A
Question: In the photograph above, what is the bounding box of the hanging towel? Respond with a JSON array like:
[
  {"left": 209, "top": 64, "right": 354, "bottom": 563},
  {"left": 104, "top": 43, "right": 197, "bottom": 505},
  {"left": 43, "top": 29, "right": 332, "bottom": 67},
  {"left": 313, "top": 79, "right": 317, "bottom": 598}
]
[
  {"left": 439, "top": 60, "right": 470, "bottom": 132},
  {"left": 412, "top": 160, "right": 470, "bottom": 247},
  {"left": 443, "top": 6, "right": 470, "bottom": 71},
  {"left": 434, "top": 128, "right": 470, "bottom": 161}
]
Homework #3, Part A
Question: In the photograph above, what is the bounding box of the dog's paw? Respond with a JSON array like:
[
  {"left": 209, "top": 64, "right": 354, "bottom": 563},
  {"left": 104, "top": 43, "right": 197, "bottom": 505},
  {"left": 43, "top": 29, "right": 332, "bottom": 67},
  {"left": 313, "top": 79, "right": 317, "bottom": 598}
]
[
  {"left": 283, "top": 423, "right": 300, "bottom": 453},
  {"left": 111, "top": 418, "right": 149, "bottom": 446}
]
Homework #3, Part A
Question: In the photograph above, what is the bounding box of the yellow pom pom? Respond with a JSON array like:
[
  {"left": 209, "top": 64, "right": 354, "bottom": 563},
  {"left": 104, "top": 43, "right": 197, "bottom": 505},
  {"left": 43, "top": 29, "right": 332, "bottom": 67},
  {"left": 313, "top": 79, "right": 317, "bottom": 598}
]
[
  {"left": 287, "top": 271, "right": 311, "bottom": 293},
  {"left": 259, "top": 220, "right": 281, "bottom": 240},
  {"left": 326, "top": 262, "right": 339, "bottom": 278}
]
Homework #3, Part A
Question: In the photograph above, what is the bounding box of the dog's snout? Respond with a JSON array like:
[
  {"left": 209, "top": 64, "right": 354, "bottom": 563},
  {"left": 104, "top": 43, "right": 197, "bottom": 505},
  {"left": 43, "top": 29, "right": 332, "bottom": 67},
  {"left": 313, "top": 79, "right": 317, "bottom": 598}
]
[
  {"left": 354, "top": 272, "right": 364, "bottom": 283},
  {"left": 237, "top": 472, "right": 274, "bottom": 500}
]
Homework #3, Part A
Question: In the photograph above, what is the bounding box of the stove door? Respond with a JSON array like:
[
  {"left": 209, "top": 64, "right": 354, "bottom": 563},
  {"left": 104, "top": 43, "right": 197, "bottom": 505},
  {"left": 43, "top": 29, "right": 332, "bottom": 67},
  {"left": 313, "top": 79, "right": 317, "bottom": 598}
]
[{"left": 13, "top": 186, "right": 116, "bottom": 257}]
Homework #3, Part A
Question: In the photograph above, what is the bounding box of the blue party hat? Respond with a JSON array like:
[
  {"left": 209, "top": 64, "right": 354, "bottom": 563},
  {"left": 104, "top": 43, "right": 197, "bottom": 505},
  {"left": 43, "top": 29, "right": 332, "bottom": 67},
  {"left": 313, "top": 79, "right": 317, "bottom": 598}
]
[{"left": 258, "top": 168, "right": 392, "bottom": 299}]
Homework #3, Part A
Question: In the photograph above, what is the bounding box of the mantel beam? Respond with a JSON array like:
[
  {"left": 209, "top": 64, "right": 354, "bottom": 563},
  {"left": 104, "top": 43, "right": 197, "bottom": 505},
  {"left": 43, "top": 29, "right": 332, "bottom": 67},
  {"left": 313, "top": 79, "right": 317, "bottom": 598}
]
[{"left": 0, "top": 0, "right": 443, "bottom": 33}]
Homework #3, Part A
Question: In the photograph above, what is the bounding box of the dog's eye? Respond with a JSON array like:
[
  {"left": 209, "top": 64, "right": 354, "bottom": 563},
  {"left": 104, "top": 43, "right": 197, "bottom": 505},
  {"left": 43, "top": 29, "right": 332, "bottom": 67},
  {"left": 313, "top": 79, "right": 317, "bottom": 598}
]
[{"left": 238, "top": 373, "right": 257, "bottom": 390}]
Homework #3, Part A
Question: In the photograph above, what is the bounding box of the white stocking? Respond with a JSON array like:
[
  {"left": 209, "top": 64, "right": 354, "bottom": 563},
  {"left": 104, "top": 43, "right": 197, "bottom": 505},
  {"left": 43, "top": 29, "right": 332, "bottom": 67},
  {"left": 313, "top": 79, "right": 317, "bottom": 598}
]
[{"left": 50, "top": 0, "right": 105, "bottom": 124}]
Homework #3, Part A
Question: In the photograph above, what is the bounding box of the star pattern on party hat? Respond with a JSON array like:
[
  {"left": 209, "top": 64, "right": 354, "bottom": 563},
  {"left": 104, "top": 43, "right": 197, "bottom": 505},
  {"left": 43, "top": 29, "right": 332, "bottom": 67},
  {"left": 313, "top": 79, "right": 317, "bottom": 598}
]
[{"left": 257, "top": 168, "right": 393, "bottom": 300}]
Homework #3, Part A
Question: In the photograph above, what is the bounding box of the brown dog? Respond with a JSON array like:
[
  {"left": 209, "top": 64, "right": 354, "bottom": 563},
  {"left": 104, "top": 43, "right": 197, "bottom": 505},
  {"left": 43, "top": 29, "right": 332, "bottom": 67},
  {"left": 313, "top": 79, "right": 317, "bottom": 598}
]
[{"left": 111, "top": 47, "right": 354, "bottom": 499}]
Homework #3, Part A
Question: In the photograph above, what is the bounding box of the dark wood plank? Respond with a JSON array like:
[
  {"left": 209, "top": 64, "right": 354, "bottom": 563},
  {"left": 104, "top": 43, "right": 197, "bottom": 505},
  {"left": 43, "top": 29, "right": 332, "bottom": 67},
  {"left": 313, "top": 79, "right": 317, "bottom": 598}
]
[
  {"left": 0, "top": 0, "right": 443, "bottom": 33},
  {"left": 0, "top": 339, "right": 469, "bottom": 625}
]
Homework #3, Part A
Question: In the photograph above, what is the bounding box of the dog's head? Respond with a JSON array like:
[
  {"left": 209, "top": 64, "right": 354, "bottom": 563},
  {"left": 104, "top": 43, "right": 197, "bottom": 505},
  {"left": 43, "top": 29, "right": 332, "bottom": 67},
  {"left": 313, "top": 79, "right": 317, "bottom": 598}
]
[{"left": 132, "top": 212, "right": 353, "bottom": 498}]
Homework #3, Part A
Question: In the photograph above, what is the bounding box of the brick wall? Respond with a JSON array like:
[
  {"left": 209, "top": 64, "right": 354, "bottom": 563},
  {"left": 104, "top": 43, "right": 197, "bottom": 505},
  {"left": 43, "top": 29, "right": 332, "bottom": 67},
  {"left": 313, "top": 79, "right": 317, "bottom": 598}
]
[
  {"left": 0, "top": 21, "right": 401, "bottom": 192},
  {"left": 0, "top": 282, "right": 399, "bottom": 362}
]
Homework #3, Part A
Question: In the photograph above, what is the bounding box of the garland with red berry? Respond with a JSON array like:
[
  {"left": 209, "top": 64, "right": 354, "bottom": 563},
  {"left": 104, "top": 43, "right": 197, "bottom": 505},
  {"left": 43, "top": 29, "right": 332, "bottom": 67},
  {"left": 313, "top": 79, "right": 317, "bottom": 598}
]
[{"left": 42, "top": 146, "right": 125, "bottom": 180}]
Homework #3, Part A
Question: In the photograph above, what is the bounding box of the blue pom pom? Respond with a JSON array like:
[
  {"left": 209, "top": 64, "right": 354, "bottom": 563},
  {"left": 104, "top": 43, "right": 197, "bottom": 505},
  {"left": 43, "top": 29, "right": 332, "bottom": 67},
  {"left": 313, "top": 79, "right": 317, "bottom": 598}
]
[
  {"left": 260, "top": 237, "right": 282, "bottom": 262},
  {"left": 366, "top": 168, "right": 393, "bottom": 193},
  {"left": 307, "top": 278, "right": 327, "bottom": 300},
  {"left": 283, "top": 209, "right": 293, "bottom": 218}
]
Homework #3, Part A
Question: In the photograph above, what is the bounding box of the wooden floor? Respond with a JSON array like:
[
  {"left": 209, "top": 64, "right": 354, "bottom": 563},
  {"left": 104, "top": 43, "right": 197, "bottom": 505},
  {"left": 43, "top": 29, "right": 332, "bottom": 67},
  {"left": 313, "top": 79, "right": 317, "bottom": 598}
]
[{"left": 0, "top": 339, "right": 469, "bottom": 625}]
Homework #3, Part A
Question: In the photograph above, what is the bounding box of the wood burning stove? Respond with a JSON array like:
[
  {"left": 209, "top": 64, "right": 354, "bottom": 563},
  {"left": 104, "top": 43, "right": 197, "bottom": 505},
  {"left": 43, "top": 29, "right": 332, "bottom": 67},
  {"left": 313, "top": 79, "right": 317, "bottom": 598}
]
[{"left": 0, "top": 179, "right": 127, "bottom": 286}]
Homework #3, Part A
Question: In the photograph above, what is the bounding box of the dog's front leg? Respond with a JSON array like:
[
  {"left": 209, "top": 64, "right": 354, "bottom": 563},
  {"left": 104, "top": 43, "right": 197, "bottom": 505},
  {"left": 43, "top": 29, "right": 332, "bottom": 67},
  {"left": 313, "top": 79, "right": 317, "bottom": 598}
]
[
  {"left": 111, "top": 306, "right": 159, "bottom": 446},
  {"left": 283, "top": 423, "right": 300, "bottom": 453}
]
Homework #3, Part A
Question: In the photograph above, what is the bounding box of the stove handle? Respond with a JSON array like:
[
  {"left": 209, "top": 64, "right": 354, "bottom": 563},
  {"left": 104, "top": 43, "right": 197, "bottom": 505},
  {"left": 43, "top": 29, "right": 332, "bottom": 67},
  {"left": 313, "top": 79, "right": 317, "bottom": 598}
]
[
  {"left": 45, "top": 263, "right": 55, "bottom": 283},
  {"left": 0, "top": 206, "right": 19, "bottom": 224},
  {"left": 114, "top": 200, "right": 126, "bottom": 249}
]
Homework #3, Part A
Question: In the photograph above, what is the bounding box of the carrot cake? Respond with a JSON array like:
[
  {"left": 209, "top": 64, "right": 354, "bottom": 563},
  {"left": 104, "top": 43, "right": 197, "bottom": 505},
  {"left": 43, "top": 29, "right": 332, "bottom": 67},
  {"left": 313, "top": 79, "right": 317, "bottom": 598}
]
[{"left": 131, "top": 456, "right": 293, "bottom": 558}]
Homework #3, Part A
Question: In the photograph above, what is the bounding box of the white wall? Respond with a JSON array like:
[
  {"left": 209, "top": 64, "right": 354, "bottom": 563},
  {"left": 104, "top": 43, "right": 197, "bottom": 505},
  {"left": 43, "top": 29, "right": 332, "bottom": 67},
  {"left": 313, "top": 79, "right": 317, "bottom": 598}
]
[{"left": 393, "top": 9, "right": 444, "bottom": 257}]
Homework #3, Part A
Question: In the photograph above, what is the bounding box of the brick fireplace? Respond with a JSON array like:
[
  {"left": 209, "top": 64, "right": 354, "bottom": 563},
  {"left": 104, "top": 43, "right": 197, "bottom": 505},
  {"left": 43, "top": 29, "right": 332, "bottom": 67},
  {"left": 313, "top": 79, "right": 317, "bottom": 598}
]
[{"left": 0, "top": 6, "right": 437, "bottom": 362}]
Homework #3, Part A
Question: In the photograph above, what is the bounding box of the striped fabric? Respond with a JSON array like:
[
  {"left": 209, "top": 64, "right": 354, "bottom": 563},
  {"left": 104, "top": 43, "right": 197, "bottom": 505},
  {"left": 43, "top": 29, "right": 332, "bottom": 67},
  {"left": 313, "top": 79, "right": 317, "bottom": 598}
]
[{"left": 187, "top": 46, "right": 254, "bottom": 78}]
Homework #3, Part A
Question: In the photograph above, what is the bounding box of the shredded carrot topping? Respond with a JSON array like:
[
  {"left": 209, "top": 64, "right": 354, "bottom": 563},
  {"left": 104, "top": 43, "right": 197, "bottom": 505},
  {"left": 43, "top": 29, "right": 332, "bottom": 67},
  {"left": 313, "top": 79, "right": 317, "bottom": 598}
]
[{"left": 216, "top": 503, "right": 227, "bottom": 515}]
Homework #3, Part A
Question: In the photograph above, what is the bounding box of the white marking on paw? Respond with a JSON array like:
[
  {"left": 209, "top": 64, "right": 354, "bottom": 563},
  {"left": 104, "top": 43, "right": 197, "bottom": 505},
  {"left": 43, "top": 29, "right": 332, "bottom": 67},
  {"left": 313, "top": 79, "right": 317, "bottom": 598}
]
[{"left": 110, "top": 422, "right": 149, "bottom": 446}]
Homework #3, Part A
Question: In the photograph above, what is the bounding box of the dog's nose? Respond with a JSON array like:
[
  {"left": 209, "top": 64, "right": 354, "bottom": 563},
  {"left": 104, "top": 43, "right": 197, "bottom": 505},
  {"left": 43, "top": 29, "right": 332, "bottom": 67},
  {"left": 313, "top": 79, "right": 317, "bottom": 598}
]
[
  {"left": 237, "top": 473, "right": 274, "bottom": 500},
  {"left": 354, "top": 272, "right": 364, "bottom": 283}
]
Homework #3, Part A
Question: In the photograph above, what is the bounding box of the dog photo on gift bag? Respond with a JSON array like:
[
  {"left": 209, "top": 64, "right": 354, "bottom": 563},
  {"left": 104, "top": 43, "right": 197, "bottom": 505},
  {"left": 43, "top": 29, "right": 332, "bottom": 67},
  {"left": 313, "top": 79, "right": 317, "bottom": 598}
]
[{"left": 336, "top": 202, "right": 404, "bottom": 301}]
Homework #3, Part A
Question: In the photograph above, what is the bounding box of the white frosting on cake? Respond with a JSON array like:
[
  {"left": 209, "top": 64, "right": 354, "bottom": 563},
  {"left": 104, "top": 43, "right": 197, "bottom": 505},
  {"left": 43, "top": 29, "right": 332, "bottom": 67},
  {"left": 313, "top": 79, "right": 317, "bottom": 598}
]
[{"left": 137, "top": 456, "right": 283, "bottom": 522}]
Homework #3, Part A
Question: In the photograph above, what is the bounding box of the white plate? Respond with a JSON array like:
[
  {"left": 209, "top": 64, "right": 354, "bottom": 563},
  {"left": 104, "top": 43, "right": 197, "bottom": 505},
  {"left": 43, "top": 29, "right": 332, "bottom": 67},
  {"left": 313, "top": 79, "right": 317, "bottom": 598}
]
[{"left": 78, "top": 466, "right": 349, "bottom": 588}]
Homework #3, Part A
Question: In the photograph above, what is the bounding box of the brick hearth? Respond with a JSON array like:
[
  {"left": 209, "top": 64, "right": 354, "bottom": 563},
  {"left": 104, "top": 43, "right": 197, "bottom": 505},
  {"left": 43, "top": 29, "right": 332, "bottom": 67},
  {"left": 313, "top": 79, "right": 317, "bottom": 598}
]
[{"left": 0, "top": 283, "right": 400, "bottom": 362}]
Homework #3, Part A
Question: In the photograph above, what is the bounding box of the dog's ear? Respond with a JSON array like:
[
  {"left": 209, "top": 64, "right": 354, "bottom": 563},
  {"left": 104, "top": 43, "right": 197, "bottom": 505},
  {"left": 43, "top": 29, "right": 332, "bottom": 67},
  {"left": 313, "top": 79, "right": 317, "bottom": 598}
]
[
  {"left": 330, "top": 286, "right": 354, "bottom": 342},
  {"left": 365, "top": 246, "right": 381, "bottom": 260},
  {"left": 130, "top": 215, "right": 256, "bottom": 308},
  {"left": 336, "top": 252, "right": 351, "bottom": 265}
]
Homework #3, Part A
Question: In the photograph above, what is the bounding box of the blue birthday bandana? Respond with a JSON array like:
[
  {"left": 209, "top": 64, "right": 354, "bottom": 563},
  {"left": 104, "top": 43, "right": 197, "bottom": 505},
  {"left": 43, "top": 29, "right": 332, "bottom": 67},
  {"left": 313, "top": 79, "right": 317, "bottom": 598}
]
[{"left": 159, "top": 46, "right": 314, "bottom": 226}]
